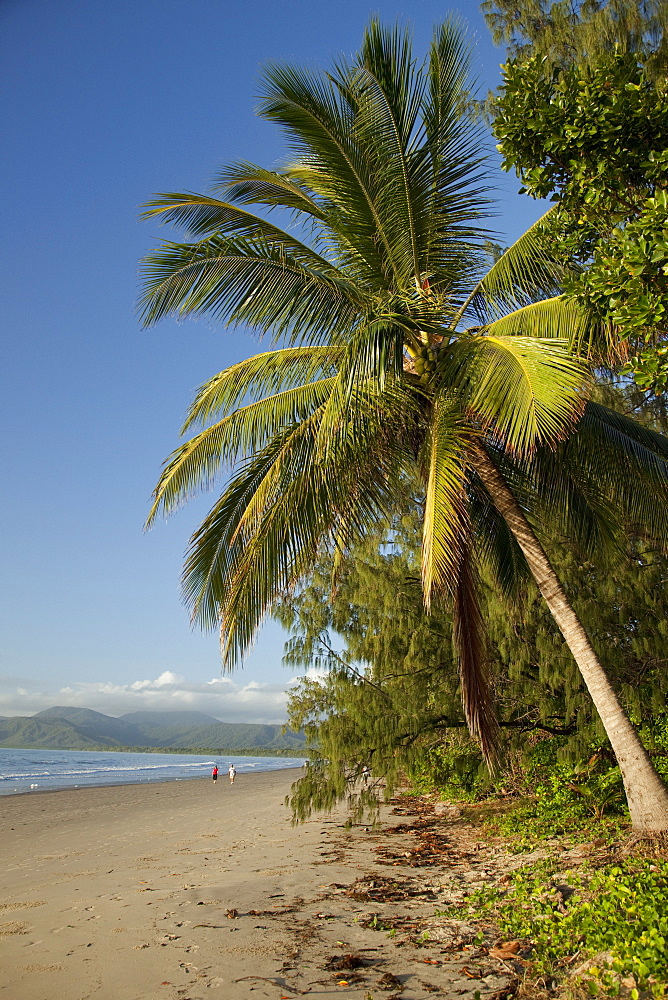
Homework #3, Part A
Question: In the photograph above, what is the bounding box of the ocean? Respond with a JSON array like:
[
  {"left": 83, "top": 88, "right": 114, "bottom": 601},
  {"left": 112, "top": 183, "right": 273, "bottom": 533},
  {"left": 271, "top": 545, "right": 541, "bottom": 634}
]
[{"left": 0, "top": 747, "right": 305, "bottom": 796}]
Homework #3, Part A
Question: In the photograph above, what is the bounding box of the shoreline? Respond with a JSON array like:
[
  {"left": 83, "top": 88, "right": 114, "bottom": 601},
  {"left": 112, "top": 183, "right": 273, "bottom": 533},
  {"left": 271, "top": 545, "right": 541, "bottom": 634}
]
[
  {"left": 0, "top": 764, "right": 304, "bottom": 799},
  {"left": 0, "top": 767, "right": 303, "bottom": 799},
  {"left": 0, "top": 748, "right": 306, "bottom": 798}
]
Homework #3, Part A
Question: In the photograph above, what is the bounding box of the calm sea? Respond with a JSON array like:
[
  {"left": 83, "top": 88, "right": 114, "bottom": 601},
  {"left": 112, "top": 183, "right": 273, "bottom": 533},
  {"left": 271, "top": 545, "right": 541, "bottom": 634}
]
[{"left": 0, "top": 747, "right": 305, "bottom": 796}]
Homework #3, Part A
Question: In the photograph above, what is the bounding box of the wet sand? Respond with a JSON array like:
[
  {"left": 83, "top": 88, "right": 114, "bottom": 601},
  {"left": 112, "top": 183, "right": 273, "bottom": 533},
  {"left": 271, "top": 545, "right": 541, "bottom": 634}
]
[{"left": 0, "top": 770, "right": 513, "bottom": 999}]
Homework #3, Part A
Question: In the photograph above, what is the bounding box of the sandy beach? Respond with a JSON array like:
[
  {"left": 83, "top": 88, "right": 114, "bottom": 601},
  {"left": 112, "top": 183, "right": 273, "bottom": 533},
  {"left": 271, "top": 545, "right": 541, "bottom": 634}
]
[{"left": 0, "top": 770, "right": 516, "bottom": 999}]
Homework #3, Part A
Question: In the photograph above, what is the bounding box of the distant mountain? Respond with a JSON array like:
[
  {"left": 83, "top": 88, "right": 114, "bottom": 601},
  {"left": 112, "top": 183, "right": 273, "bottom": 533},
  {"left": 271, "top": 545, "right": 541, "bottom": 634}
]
[
  {"left": 0, "top": 707, "right": 305, "bottom": 752},
  {"left": 35, "top": 707, "right": 147, "bottom": 745},
  {"left": 120, "top": 710, "right": 223, "bottom": 728},
  {"left": 132, "top": 721, "right": 306, "bottom": 750},
  {"left": 0, "top": 715, "right": 118, "bottom": 750}
]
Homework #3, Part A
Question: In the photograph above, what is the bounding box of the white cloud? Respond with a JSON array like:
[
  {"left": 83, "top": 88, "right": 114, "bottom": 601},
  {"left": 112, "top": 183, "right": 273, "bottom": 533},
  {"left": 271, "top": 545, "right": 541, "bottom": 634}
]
[{"left": 0, "top": 671, "right": 297, "bottom": 724}]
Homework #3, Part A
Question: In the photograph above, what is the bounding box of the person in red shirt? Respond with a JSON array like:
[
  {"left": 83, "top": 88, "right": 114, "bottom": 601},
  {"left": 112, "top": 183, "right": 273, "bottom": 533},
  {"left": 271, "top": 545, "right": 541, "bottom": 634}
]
[{"left": 212, "top": 765, "right": 218, "bottom": 784}]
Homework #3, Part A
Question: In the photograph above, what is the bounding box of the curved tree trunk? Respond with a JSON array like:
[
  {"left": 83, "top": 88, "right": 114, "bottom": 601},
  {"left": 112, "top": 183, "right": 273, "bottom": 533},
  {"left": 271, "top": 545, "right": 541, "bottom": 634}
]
[{"left": 471, "top": 442, "right": 668, "bottom": 833}]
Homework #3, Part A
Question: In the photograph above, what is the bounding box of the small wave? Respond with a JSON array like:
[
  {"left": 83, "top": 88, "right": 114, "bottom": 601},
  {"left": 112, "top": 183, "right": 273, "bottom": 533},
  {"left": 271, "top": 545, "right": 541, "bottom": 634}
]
[{"left": 0, "top": 761, "right": 215, "bottom": 781}]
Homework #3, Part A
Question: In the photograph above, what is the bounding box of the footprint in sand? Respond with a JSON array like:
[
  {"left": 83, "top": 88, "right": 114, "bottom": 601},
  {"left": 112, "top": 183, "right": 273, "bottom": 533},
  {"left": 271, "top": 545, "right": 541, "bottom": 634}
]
[
  {"left": 21, "top": 964, "right": 64, "bottom": 973},
  {"left": 0, "top": 921, "right": 29, "bottom": 936},
  {"left": 0, "top": 901, "right": 46, "bottom": 912}
]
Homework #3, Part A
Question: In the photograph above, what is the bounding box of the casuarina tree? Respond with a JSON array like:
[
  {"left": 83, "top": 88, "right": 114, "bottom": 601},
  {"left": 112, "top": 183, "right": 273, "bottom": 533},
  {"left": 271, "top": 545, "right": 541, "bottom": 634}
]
[{"left": 140, "top": 19, "right": 668, "bottom": 831}]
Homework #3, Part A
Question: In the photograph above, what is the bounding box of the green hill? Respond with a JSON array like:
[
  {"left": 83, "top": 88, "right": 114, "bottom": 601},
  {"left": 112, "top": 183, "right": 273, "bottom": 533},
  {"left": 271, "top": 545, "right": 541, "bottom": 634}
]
[
  {"left": 135, "top": 721, "right": 306, "bottom": 750},
  {"left": 0, "top": 716, "right": 118, "bottom": 749},
  {"left": 0, "top": 708, "right": 305, "bottom": 752},
  {"left": 120, "top": 710, "right": 222, "bottom": 728},
  {"left": 35, "top": 707, "right": 147, "bottom": 745}
]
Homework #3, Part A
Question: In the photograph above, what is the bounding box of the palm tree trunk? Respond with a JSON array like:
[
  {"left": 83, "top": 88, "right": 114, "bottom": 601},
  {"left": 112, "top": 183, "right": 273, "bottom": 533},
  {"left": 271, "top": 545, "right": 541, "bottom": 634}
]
[{"left": 471, "top": 441, "right": 668, "bottom": 833}]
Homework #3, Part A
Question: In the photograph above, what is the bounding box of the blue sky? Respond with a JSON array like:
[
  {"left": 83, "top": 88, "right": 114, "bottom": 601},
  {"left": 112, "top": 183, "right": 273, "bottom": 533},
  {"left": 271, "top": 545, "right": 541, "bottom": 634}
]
[{"left": 1, "top": 0, "right": 544, "bottom": 721}]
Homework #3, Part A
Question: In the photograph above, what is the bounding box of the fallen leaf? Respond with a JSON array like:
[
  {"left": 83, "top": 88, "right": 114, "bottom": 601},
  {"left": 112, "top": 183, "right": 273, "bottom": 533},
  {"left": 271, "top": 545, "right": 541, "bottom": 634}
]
[{"left": 490, "top": 940, "right": 522, "bottom": 960}]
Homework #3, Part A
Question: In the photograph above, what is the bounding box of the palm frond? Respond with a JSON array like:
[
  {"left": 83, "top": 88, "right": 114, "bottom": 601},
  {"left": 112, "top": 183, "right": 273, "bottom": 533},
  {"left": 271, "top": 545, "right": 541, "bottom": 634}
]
[
  {"left": 181, "top": 430, "right": 296, "bottom": 632},
  {"left": 560, "top": 402, "right": 668, "bottom": 544},
  {"left": 313, "top": 321, "right": 411, "bottom": 455},
  {"left": 455, "top": 207, "right": 566, "bottom": 325},
  {"left": 467, "top": 472, "right": 530, "bottom": 599},
  {"left": 452, "top": 551, "right": 500, "bottom": 768},
  {"left": 421, "top": 396, "right": 470, "bottom": 603},
  {"left": 258, "top": 58, "right": 401, "bottom": 285},
  {"left": 213, "top": 161, "right": 327, "bottom": 220},
  {"left": 138, "top": 234, "right": 361, "bottom": 342},
  {"left": 492, "top": 402, "right": 668, "bottom": 561},
  {"left": 182, "top": 346, "right": 343, "bottom": 431},
  {"left": 141, "top": 193, "right": 336, "bottom": 272},
  {"left": 420, "top": 19, "right": 492, "bottom": 239},
  {"left": 193, "top": 417, "right": 407, "bottom": 666},
  {"left": 145, "top": 378, "right": 336, "bottom": 526},
  {"left": 350, "top": 61, "right": 423, "bottom": 287},
  {"left": 450, "top": 335, "right": 589, "bottom": 455},
  {"left": 481, "top": 294, "right": 591, "bottom": 342}
]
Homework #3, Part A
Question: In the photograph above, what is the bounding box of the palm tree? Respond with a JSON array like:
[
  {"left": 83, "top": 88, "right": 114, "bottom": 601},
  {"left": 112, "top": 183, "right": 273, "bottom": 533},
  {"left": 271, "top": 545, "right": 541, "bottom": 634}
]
[{"left": 139, "top": 19, "right": 668, "bottom": 831}]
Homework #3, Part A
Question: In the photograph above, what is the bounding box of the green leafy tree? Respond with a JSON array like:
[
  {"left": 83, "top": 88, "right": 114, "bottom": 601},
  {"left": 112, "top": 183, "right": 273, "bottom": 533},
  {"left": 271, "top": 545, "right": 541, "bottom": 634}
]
[
  {"left": 482, "top": 0, "right": 668, "bottom": 77},
  {"left": 140, "top": 20, "right": 668, "bottom": 830},
  {"left": 485, "top": 0, "right": 668, "bottom": 394},
  {"left": 280, "top": 514, "right": 668, "bottom": 816},
  {"left": 494, "top": 51, "right": 668, "bottom": 394}
]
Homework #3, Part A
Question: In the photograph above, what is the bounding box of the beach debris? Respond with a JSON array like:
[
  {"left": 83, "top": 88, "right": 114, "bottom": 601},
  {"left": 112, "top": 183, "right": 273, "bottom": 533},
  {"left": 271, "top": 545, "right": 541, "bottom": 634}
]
[
  {"left": 234, "top": 977, "right": 303, "bottom": 994},
  {"left": 376, "top": 971, "right": 404, "bottom": 991},
  {"left": 433, "top": 802, "right": 461, "bottom": 818},
  {"left": 346, "top": 874, "right": 436, "bottom": 902},
  {"left": 225, "top": 908, "right": 238, "bottom": 919},
  {"left": 325, "top": 953, "right": 366, "bottom": 971}
]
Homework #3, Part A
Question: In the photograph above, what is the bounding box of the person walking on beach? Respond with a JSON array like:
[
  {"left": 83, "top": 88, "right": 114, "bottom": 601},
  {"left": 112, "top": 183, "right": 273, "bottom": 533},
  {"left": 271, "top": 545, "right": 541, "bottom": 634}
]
[
  {"left": 228, "top": 764, "right": 236, "bottom": 784},
  {"left": 361, "top": 765, "right": 370, "bottom": 785},
  {"left": 212, "top": 765, "right": 218, "bottom": 784}
]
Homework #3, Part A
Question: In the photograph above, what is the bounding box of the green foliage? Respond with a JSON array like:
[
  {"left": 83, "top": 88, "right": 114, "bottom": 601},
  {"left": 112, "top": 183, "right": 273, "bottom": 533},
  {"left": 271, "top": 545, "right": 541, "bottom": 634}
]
[
  {"left": 450, "top": 858, "right": 668, "bottom": 995},
  {"left": 482, "top": 0, "right": 668, "bottom": 79},
  {"left": 624, "top": 343, "right": 668, "bottom": 396},
  {"left": 280, "top": 510, "right": 668, "bottom": 820},
  {"left": 0, "top": 716, "right": 119, "bottom": 751},
  {"left": 409, "top": 738, "right": 490, "bottom": 799},
  {"left": 487, "top": 753, "right": 629, "bottom": 844},
  {"left": 127, "top": 721, "right": 306, "bottom": 751},
  {"left": 494, "top": 48, "right": 668, "bottom": 393}
]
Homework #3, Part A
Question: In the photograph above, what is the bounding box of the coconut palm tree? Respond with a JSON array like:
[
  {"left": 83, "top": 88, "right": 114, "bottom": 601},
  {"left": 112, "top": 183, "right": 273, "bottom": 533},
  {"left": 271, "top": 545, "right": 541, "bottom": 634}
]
[{"left": 139, "top": 19, "right": 668, "bottom": 831}]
